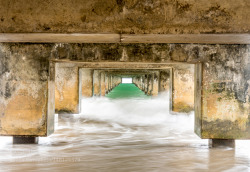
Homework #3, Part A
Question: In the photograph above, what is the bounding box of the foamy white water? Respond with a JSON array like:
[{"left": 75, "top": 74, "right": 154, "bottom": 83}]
[{"left": 0, "top": 93, "right": 249, "bottom": 172}]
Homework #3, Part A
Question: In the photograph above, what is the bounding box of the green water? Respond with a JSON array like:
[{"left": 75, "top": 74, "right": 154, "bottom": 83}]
[{"left": 106, "top": 84, "right": 150, "bottom": 99}]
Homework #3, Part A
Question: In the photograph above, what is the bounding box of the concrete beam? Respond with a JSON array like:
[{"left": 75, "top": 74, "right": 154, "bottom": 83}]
[
  {"left": 0, "top": 33, "right": 120, "bottom": 43},
  {"left": 0, "top": 33, "right": 250, "bottom": 44}
]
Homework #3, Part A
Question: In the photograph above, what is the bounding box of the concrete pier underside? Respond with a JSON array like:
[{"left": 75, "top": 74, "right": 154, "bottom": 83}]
[
  {"left": 0, "top": 43, "right": 249, "bottom": 143},
  {"left": 0, "top": 0, "right": 249, "bottom": 146}
]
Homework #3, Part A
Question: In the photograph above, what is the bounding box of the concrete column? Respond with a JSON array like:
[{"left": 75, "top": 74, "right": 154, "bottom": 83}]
[
  {"left": 147, "top": 74, "right": 153, "bottom": 95},
  {"left": 159, "top": 70, "right": 171, "bottom": 92},
  {"left": 209, "top": 139, "right": 235, "bottom": 148},
  {"left": 141, "top": 75, "right": 145, "bottom": 91},
  {"left": 79, "top": 68, "right": 93, "bottom": 98},
  {"left": 152, "top": 72, "right": 159, "bottom": 96},
  {"left": 195, "top": 45, "right": 250, "bottom": 141},
  {"left": 55, "top": 63, "right": 79, "bottom": 114},
  {"left": 13, "top": 137, "right": 39, "bottom": 144},
  {"left": 0, "top": 44, "right": 55, "bottom": 141},
  {"left": 171, "top": 65, "right": 194, "bottom": 113},
  {"left": 93, "top": 70, "right": 101, "bottom": 96},
  {"left": 100, "top": 72, "right": 106, "bottom": 96},
  {"left": 144, "top": 74, "right": 148, "bottom": 94},
  {"left": 105, "top": 73, "right": 109, "bottom": 94}
]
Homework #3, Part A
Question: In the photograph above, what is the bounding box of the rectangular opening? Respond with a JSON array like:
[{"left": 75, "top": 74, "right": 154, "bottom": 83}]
[{"left": 122, "top": 78, "right": 132, "bottom": 84}]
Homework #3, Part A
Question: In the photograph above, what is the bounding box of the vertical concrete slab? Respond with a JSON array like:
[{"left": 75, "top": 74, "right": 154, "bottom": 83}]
[
  {"left": 195, "top": 45, "right": 250, "bottom": 139},
  {"left": 0, "top": 43, "right": 55, "bottom": 136},
  {"left": 171, "top": 65, "right": 194, "bottom": 113},
  {"left": 55, "top": 63, "right": 79, "bottom": 114},
  {"left": 101, "top": 72, "right": 106, "bottom": 96},
  {"left": 79, "top": 68, "right": 93, "bottom": 98},
  {"left": 93, "top": 70, "right": 101, "bottom": 96}
]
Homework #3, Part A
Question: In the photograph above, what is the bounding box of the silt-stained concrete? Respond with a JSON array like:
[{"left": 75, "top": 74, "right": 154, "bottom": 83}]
[
  {"left": 55, "top": 63, "right": 79, "bottom": 114},
  {"left": 79, "top": 68, "right": 93, "bottom": 97},
  {"left": 0, "top": 43, "right": 55, "bottom": 136},
  {"left": 0, "top": 0, "right": 249, "bottom": 34},
  {"left": 171, "top": 65, "right": 194, "bottom": 113}
]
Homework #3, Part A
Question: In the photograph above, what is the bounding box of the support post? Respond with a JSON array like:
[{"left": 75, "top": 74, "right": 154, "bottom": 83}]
[
  {"left": 105, "top": 73, "right": 109, "bottom": 94},
  {"left": 171, "top": 65, "right": 194, "bottom": 113},
  {"left": 55, "top": 63, "right": 79, "bottom": 114},
  {"left": 159, "top": 69, "right": 171, "bottom": 93},
  {"left": 93, "top": 70, "right": 101, "bottom": 96},
  {"left": 100, "top": 72, "right": 106, "bottom": 96},
  {"left": 79, "top": 68, "right": 93, "bottom": 98},
  {"left": 195, "top": 45, "right": 250, "bottom": 141},
  {"left": 13, "top": 137, "right": 39, "bottom": 144},
  {"left": 0, "top": 44, "right": 55, "bottom": 140},
  {"left": 209, "top": 139, "right": 235, "bottom": 148}
]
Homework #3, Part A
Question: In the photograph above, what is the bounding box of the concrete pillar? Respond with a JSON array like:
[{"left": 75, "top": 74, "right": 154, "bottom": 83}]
[
  {"left": 13, "top": 137, "right": 39, "bottom": 144},
  {"left": 195, "top": 45, "right": 250, "bottom": 140},
  {"left": 152, "top": 72, "right": 159, "bottom": 96},
  {"left": 209, "top": 139, "right": 235, "bottom": 148},
  {"left": 171, "top": 65, "right": 194, "bottom": 113},
  {"left": 100, "top": 72, "right": 106, "bottom": 96},
  {"left": 105, "top": 73, "right": 109, "bottom": 94},
  {"left": 141, "top": 75, "right": 145, "bottom": 91},
  {"left": 144, "top": 74, "right": 148, "bottom": 94},
  {"left": 55, "top": 63, "right": 79, "bottom": 114},
  {"left": 147, "top": 74, "right": 153, "bottom": 95},
  {"left": 93, "top": 70, "right": 101, "bottom": 96},
  {"left": 159, "top": 70, "right": 171, "bottom": 92},
  {"left": 0, "top": 44, "right": 55, "bottom": 140},
  {"left": 79, "top": 68, "right": 93, "bottom": 98}
]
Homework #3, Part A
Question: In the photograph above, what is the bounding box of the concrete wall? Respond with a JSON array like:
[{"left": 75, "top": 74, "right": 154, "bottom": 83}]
[
  {"left": 55, "top": 63, "right": 79, "bottom": 113},
  {"left": 0, "top": 0, "right": 249, "bottom": 34}
]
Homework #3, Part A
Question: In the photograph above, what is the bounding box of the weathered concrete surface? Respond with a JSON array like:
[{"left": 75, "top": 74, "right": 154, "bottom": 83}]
[
  {"left": 160, "top": 70, "right": 171, "bottom": 92},
  {"left": 209, "top": 139, "right": 235, "bottom": 148},
  {"left": 55, "top": 63, "right": 79, "bottom": 113},
  {"left": 105, "top": 73, "right": 109, "bottom": 94},
  {"left": 100, "top": 72, "right": 106, "bottom": 96},
  {"left": 0, "top": 43, "right": 55, "bottom": 136},
  {"left": 93, "top": 70, "right": 101, "bottom": 96},
  {"left": 50, "top": 43, "right": 211, "bottom": 63},
  {"left": 0, "top": 0, "right": 249, "bottom": 34},
  {"left": 13, "top": 136, "right": 39, "bottom": 144},
  {"left": 195, "top": 45, "right": 250, "bottom": 139},
  {"left": 152, "top": 72, "right": 159, "bottom": 96},
  {"left": 171, "top": 65, "right": 194, "bottom": 113},
  {"left": 79, "top": 68, "right": 93, "bottom": 97}
]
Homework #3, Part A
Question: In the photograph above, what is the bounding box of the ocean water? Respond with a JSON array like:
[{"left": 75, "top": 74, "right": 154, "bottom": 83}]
[{"left": 0, "top": 84, "right": 249, "bottom": 172}]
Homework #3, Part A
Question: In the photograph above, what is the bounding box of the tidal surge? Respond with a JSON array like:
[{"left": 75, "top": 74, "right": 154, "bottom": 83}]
[{"left": 0, "top": 91, "right": 249, "bottom": 172}]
